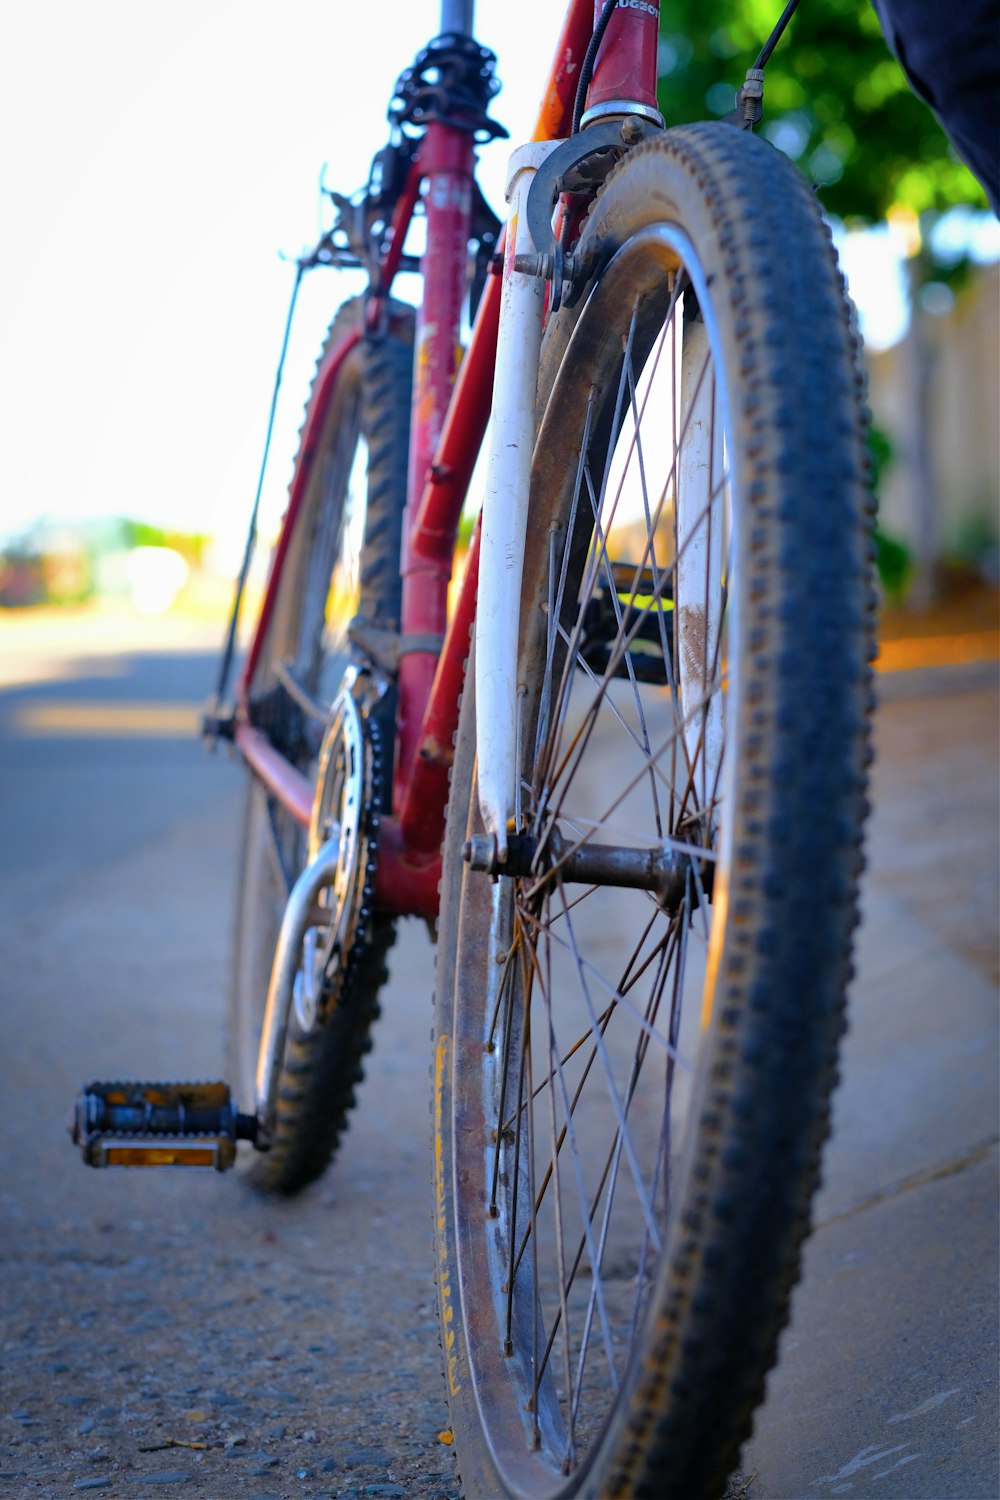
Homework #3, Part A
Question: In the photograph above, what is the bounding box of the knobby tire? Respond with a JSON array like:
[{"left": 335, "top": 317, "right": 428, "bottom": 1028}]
[
  {"left": 230, "top": 297, "right": 413, "bottom": 1195},
  {"left": 433, "top": 125, "right": 874, "bottom": 1499}
]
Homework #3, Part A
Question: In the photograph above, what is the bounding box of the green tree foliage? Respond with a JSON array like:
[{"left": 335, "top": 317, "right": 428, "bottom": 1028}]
[
  {"left": 123, "top": 518, "right": 210, "bottom": 565},
  {"left": 657, "top": 0, "right": 988, "bottom": 221}
]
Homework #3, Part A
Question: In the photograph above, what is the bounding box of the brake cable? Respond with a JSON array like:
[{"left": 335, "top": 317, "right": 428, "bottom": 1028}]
[
  {"left": 572, "top": 0, "right": 622, "bottom": 135},
  {"left": 755, "top": 0, "right": 803, "bottom": 70},
  {"left": 209, "top": 261, "right": 303, "bottom": 727}
]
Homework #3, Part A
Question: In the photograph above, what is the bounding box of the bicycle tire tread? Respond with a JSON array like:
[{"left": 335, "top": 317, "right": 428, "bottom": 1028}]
[
  {"left": 435, "top": 124, "right": 874, "bottom": 1499},
  {"left": 232, "top": 298, "right": 414, "bottom": 1198},
  {"left": 575, "top": 126, "right": 874, "bottom": 1500}
]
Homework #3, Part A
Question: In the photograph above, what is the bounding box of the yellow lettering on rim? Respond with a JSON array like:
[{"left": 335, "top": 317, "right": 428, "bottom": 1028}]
[{"left": 434, "top": 1032, "right": 461, "bottom": 1396}]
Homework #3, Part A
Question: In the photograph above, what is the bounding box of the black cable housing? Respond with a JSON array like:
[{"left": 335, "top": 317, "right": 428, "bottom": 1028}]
[
  {"left": 212, "top": 262, "right": 303, "bottom": 711},
  {"left": 572, "top": 0, "right": 621, "bottom": 134},
  {"left": 754, "top": 0, "right": 803, "bottom": 70}
]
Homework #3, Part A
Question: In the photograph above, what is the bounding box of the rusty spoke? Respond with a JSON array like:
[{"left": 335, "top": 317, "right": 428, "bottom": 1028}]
[
  {"left": 533, "top": 393, "right": 596, "bottom": 800},
  {"left": 515, "top": 901, "right": 687, "bottom": 1069},
  {"left": 556, "top": 888, "right": 664, "bottom": 1252},
  {"left": 526, "top": 928, "right": 620, "bottom": 1440},
  {"left": 522, "top": 917, "right": 679, "bottom": 1410},
  {"left": 521, "top": 673, "right": 724, "bottom": 913},
  {"left": 536, "top": 469, "right": 727, "bottom": 858},
  {"left": 502, "top": 933, "right": 532, "bottom": 1357},
  {"left": 488, "top": 892, "right": 520, "bottom": 1216},
  {"left": 571, "top": 917, "right": 677, "bottom": 1423},
  {"left": 534, "top": 303, "right": 642, "bottom": 811}
]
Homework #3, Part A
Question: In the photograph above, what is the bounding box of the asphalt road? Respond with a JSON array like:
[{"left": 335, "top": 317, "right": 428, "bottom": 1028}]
[{"left": 0, "top": 618, "right": 996, "bottom": 1500}]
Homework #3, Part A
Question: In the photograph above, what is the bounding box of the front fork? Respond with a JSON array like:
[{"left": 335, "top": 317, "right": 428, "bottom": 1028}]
[
  {"left": 475, "top": 142, "right": 560, "bottom": 860},
  {"left": 473, "top": 0, "right": 662, "bottom": 859}
]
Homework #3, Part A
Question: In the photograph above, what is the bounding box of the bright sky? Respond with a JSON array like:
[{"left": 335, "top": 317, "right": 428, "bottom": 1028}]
[
  {"left": 2, "top": 2, "right": 995, "bottom": 553},
  {"left": 1, "top": 1, "right": 566, "bottom": 555}
]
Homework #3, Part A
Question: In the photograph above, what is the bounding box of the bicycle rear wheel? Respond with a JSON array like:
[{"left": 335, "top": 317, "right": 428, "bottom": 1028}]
[
  {"left": 231, "top": 297, "right": 413, "bottom": 1195},
  {"left": 434, "top": 125, "right": 873, "bottom": 1496}
]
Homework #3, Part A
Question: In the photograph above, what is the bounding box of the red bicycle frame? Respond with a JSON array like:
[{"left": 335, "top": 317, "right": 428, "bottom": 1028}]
[{"left": 235, "top": 0, "right": 661, "bottom": 922}]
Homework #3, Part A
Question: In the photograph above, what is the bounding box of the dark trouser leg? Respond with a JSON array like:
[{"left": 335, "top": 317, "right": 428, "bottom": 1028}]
[{"left": 872, "top": 0, "right": 1000, "bottom": 213}]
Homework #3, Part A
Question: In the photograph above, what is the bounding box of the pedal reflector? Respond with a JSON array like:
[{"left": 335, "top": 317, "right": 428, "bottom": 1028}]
[{"left": 69, "top": 1081, "right": 257, "bottom": 1171}]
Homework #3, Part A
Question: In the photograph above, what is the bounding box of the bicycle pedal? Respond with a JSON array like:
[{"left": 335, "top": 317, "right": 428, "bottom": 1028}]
[{"left": 69, "top": 1081, "right": 258, "bottom": 1171}]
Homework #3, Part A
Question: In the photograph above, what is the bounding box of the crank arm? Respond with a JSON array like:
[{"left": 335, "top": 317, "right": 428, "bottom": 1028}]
[{"left": 253, "top": 834, "right": 341, "bottom": 1147}]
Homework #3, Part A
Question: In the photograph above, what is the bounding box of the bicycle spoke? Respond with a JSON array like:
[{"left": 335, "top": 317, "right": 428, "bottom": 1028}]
[
  {"left": 522, "top": 936, "right": 543, "bottom": 1447},
  {"left": 508, "top": 999, "right": 612, "bottom": 1284},
  {"left": 553, "top": 617, "right": 658, "bottom": 765},
  {"left": 502, "top": 944, "right": 531, "bottom": 1357},
  {"left": 516, "top": 906, "right": 690, "bottom": 1073},
  {"left": 506, "top": 880, "right": 675, "bottom": 1347},
  {"left": 581, "top": 458, "right": 665, "bottom": 837},
  {"left": 503, "top": 888, "right": 672, "bottom": 1137},
  {"left": 515, "top": 900, "right": 690, "bottom": 1073},
  {"left": 556, "top": 888, "right": 664, "bottom": 1253},
  {"left": 536, "top": 927, "right": 579, "bottom": 1466},
  {"left": 623, "top": 334, "right": 678, "bottom": 724},
  {"left": 503, "top": 996, "right": 613, "bottom": 1138},
  {"left": 532, "top": 327, "right": 725, "bottom": 885},
  {"left": 504, "top": 892, "right": 675, "bottom": 1145},
  {"left": 571, "top": 923, "right": 675, "bottom": 1426},
  {"left": 525, "top": 932, "right": 621, "bottom": 1448},
  {"left": 488, "top": 888, "right": 519, "bottom": 1216},
  {"left": 628, "top": 907, "right": 691, "bottom": 1344},
  {"left": 534, "top": 305, "right": 642, "bottom": 808},
  {"left": 539, "top": 469, "right": 728, "bottom": 849},
  {"left": 534, "top": 394, "right": 596, "bottom": 796},
  {"left": 522, "top": 674, "right": 725, "bottom": 920},
  {"left": 524, "top": 917, "right": 678, "bottom": 1413},
  {"left": 539, "top": 667, "right": 726, "bottom": 891}
]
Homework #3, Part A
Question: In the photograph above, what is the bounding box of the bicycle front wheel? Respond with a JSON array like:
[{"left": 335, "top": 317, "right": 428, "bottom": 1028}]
[
  {"left": 434, "top": 125, "right": 873, "bottom": 1497},
  {"left": 231, "top": 297, "right": 413, "bottom": 1195}
]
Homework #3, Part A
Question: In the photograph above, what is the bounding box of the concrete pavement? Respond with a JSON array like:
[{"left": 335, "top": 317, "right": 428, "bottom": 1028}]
[
  {"left": 742, "top": 669, "right": 998, "bottom": 1499},
  {"left": 0, "top": 606, "right": 996, "bottom": 1498}
]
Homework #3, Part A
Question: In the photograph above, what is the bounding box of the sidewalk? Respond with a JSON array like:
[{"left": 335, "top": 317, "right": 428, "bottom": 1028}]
[{"left": 742, "top": 616, "right": 999, "bottom": 1498}]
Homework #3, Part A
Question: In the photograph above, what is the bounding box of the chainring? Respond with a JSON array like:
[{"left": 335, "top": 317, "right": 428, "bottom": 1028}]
[{"left": 292, "top": 680, "right": 381, "bottom": 1030}]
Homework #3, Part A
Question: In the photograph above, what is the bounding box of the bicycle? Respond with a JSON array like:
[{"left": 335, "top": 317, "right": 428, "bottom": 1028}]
[{"left": 71, "top": 1, "right": 875, "bottom": 1494}]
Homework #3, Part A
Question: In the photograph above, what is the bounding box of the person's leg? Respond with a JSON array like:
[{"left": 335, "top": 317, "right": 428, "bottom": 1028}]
[{"left": 872, "top": 0, "right": 1000, "bottom": 213}]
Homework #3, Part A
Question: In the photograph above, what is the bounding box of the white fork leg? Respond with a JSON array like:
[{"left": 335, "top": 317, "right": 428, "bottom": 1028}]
[
  {"left": 475, "top": 140, "right": 559, "bottom": 862},
  {"left": 676, "top": 309, "right": 724, "bottom": 823}
]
